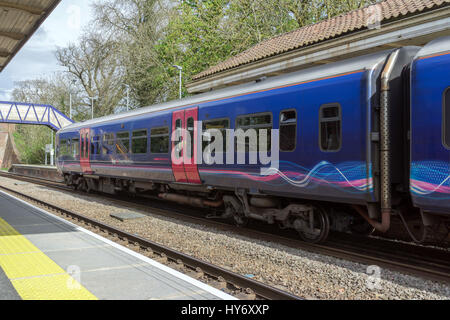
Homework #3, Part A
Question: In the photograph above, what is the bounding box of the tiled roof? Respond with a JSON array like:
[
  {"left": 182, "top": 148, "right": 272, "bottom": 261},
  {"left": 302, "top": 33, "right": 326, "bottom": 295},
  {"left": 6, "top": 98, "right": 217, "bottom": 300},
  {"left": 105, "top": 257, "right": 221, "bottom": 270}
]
[{"left": 192, "top": 0, "right": 449, "bottom": 80}]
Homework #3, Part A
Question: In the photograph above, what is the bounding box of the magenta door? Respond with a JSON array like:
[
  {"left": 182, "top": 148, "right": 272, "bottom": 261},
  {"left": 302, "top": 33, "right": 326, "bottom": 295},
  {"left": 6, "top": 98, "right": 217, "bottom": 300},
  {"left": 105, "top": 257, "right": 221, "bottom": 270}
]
[
  {"left": 80, "top": 128, "right": 92, "bottom": 173},
  {"left": 171, "top": 108, "right": 201, "bottom": 184}
]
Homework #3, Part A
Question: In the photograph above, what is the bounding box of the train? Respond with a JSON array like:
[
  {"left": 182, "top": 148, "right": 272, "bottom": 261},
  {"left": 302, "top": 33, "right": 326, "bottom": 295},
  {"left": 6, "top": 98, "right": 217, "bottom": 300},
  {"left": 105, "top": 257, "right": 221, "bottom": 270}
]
[{"left": 56, "top": 36, "right": 450, "bottom": 243}]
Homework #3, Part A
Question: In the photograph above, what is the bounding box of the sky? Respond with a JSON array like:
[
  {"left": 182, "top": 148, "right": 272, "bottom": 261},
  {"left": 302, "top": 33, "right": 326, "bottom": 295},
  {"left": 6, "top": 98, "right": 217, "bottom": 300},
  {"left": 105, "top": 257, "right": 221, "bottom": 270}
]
[{"left": 0, "top": 0, "right": 95, "bottom": 101}]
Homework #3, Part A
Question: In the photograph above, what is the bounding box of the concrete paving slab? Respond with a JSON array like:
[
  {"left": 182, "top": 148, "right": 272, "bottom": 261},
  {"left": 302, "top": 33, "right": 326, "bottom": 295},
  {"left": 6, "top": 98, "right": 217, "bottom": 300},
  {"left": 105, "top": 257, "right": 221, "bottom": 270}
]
[
  {"left": 0, "top": 190, "right": 236, "bottom": 300},
  {"left": 110, "top": 212, "right": 146, "bottom": 221}
]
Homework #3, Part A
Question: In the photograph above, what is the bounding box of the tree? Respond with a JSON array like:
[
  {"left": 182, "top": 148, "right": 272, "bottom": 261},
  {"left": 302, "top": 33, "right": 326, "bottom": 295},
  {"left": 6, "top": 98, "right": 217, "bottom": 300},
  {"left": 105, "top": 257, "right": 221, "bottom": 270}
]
[
  {"left": 131, "top": 0, "right": 377, "bottom": 103},
  {"left": 10, "top": 74, "right": 81, "bottom": 164},
  {"left": 56, "top": 31, "right": 126, "bottom": 117},
  {"left": 93, "top": 0, "right": 171, "bottom": 106}
]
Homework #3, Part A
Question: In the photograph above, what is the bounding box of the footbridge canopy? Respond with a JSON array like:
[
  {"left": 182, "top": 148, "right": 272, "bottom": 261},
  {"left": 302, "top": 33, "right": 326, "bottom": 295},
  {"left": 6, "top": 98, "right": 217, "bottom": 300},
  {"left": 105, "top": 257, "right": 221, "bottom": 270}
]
[{"left": 0, "top": 101, "right": 73, "bottom": 131}]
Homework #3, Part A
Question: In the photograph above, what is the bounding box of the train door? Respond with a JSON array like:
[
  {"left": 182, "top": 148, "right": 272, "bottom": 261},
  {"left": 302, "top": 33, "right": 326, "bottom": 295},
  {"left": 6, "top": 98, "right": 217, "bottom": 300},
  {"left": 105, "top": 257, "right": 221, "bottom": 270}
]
[
  {"left": 171, "top": 107, "right": 201, "bottom": 184},
  {"left": 80, "top": 128, "right": 92, "bottom": 173}
]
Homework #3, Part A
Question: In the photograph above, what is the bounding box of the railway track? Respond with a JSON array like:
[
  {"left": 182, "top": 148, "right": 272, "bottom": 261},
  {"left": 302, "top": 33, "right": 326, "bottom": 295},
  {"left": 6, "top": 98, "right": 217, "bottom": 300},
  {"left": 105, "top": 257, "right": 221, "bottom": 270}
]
[{"left": 1, "top": 171, "right": 449, "bottom": 286}]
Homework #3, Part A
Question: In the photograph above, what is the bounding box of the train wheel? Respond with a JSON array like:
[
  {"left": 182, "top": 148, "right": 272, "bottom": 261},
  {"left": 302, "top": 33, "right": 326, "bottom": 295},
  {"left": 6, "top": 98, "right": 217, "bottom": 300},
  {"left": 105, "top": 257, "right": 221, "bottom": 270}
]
[
  {"left": 232, "top": 210, "right": 248, "bottom": 227},
  {"left": 78, "top": 178, "right": 88, "bottom": 193},
  {"left": 294, "top": 205, "right": 330, "bottom": 243},
  {"left": 224, "top": 196, "right": 249, "bottom": 227}
]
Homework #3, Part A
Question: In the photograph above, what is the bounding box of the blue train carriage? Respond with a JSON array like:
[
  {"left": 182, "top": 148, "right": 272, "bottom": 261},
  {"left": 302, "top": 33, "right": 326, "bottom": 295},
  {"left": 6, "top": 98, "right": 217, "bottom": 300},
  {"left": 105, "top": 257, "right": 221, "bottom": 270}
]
[
  {"left": 56, "top": 46, "right": 418, "bottom": 243},
  {"left": 410, "top": 37, "right": 450, "bottom": 234}
]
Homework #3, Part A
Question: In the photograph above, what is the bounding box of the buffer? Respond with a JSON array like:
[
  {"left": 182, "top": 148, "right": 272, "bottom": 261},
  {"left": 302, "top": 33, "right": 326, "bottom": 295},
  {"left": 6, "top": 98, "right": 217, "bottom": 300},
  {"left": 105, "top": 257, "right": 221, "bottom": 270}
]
[{"left": 0, "top": 101, "right": 73, "bottom": 131}]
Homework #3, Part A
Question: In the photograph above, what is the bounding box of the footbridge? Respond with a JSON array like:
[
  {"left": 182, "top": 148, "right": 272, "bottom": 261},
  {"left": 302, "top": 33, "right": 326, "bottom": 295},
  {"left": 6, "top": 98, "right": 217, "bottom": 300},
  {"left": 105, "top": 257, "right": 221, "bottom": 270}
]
[{"left": 0, "top": 101, "right": 73, "bottom": 131}]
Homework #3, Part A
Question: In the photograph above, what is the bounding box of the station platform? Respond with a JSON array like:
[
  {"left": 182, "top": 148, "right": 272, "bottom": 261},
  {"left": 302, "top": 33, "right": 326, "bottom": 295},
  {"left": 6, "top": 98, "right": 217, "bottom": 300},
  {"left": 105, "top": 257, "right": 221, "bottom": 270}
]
[
  {"left": 0, "top": 190, "right": 235, "bottom": 300},
  {"left": 9, "top": 164, "right": 63, "bottom": 182}
]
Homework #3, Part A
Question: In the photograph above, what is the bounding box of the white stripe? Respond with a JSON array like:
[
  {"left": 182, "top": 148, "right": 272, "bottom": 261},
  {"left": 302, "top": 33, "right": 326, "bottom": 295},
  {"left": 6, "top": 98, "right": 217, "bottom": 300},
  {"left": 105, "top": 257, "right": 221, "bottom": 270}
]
[{"left": 0, "top": 190, "right": 237, "bottom": 300}]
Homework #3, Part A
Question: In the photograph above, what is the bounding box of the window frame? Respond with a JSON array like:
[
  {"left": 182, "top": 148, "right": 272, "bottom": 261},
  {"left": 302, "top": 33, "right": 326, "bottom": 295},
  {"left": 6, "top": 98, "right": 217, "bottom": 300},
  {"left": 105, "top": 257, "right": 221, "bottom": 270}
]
[
  {"left": 131, "top": 129, "right": 148, "bottom": 155},
  {"left": 202, "top": 117, "right": 230, "bottom": 154},
  {"left": 443, "top": 87, "right": 450, "bottom": 150},
  {"left": 235, "top": 112, "right": 273, "bottom": 153},
  {"left": 319, "top": 103, "right": 342, "bottom": 153},
  {"left": 91, "top": 136, "right": 100, "bottom": 155},
  {"left": 102, "top": 133, "right": 116, "bottom": 155},
  {"left": 72, "top": 137, "right": 80, "bottom": 157},
  {"left": 150, "top": 126, "right": 170, "bottom": 154},
  {"left": 67, "top": 139, "right": 72, "bottom": 156},
  {"left": 279, "top": 109, "right": 297, "bottom": 153},
  {"left": 116, "top": 131, "right": 131, "bottom": 155},
  {"left": 59, "top": 139, "right": 67, "bottom": 157},
  {"left": 186, "top": 117, "right": 195, "bottom": 159}
]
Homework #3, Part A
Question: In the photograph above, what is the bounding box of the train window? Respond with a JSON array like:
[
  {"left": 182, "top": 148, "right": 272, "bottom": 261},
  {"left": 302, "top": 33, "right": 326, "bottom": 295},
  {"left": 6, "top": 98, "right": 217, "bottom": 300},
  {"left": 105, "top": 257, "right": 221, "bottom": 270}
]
[
  {"left": 72, "top": 138, "right": 79, "bottom": 157},
  {"left": 80, "top": 135, "right": 84, "bottom": 158},
  {"left": 91, "top": 136, "right": 100, "bottom": 155},
  {"left": 150, "top": 127, "right": 169, "bottom": 154},
  {"left": 444, "top": 88, "right": 450, "bottom": 149},
  {"left": 280, "top": 110, "right": 297, "bottom": 152},
  {"left": 90, "top": 137, "right": 94, "bottom": 155},
  {"left": 173, "top": 119, "right": 183, "bottom": 158},
  {"left": 67, "top": 140, "right": 71, "bottom": 156},
  {"left": 236, "top": 113, "right": 272, "bottom": 152},
  {"left": 202, "top": 118, "right": 229, "bottom": 153},
  {"left": 83, "top": 133, "right": 88, "bottom": 158},
  {"left": 102, "top": 133, "right": 115, "bottom": 155},
  {"left": 186, "top": 117, "right": 194, "bottom": 158},
  {"left": 319, "top": 104, "right": 341, "bottom": 152},
  {"left": 132, "top": 130, "right": 147, "bottom": 154},
  {"left": 66, "top": 139, "right": 71, "bottom": 156},
  {"left": 59, "top": 139, "right": 66, "bottom": 157},
  {"left": 116, "top": 132, "right": 130, "bottom": 154}
]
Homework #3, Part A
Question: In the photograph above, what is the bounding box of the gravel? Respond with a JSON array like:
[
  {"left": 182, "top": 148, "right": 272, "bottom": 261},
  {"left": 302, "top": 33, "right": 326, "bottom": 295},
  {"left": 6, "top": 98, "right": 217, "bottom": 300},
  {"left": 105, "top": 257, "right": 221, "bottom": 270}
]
[{"left": 0, "top": 176, "right": 449, "bottom": 300}]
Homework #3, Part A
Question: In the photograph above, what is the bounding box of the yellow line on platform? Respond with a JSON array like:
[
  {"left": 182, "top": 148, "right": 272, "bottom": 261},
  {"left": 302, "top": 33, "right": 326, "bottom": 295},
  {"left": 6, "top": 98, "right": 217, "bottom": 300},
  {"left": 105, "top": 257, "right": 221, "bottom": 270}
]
[{"left": 0, "top": 218, "right": 97, "bottom": 300}]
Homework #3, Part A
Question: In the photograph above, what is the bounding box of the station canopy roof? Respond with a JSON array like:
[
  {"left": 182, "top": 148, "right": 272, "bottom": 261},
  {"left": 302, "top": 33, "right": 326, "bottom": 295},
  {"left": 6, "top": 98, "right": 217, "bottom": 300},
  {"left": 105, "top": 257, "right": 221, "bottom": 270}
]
[{"left": 0, "top": 0, "right": 61, "bottom": 73}]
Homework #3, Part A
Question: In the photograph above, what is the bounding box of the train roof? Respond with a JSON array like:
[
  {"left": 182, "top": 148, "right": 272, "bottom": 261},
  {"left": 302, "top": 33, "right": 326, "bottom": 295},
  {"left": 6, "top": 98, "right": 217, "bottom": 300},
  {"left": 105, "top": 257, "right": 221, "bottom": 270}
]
[
  {"left": 60, "top": 48, "right": 398, "bottom": 133},
  {"left": 414, "top": 36, "right": 450, "bottom": 60}
]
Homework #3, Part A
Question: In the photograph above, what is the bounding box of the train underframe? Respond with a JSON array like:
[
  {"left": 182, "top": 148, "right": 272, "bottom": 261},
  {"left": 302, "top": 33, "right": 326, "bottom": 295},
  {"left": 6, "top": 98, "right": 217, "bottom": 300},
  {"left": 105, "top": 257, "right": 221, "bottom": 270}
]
[{"left": 64, "top": 173, "right": 449, "bottom": 244}]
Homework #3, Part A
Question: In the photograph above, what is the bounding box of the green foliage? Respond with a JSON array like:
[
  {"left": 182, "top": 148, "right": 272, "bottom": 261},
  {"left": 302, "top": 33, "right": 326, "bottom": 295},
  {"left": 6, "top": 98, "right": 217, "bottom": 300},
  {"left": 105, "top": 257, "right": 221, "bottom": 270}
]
[
  {"left": 111, "top": 0, "right": 376, "bottom": 106},
  {"left": 13, "top": 126, "right": 53, "bottom": 164},
  {"left": 10, "top": 76, "right": 71, "bottom": 164}
]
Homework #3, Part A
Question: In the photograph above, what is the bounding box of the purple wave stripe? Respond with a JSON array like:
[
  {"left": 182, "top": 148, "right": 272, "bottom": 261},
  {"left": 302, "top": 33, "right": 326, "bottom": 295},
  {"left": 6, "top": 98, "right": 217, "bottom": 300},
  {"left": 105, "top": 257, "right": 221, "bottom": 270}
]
[{"left": 199, "top": 168, "right": 372, "bottom": 191}]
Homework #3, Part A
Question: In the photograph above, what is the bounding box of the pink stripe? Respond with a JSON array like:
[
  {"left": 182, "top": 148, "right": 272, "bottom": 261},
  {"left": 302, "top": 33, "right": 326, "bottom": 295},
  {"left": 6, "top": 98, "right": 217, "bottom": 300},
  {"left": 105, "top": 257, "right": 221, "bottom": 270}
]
[{"left": 411, "top": 179, "right": 450, "bottom": 194}]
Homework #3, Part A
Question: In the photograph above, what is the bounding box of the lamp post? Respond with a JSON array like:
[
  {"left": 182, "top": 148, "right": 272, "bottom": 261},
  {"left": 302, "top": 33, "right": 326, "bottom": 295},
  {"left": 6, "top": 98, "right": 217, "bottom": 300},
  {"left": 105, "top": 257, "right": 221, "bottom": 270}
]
[
  {"left": 172, "top": 65, "right": 182, "bottom": 99},
  {"left": 124, "top": 84, "right": 130, "bottom": 111},
  {"left": 69, "top": 79, "right": 76, "bottom": 120},
  {"left": 90, "top": 96, "right": 98, "bottom": 119}
]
